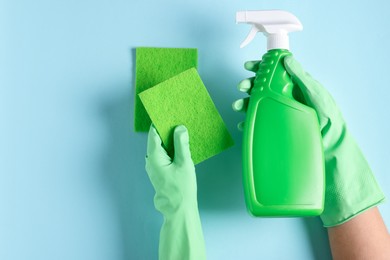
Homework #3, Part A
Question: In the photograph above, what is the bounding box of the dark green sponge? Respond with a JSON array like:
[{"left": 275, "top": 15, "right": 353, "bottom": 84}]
[
  {"left": 134, "top": 47, "right": 198, "bottom": 132},
  {"left": 138, "top": 68, "right": 234, "bottom": 164}
]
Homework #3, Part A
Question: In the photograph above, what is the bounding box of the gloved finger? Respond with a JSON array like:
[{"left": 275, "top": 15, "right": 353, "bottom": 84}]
[
  {"left": 232, "top": 97, "right": 249, "bottom": 112},
  {"left": 147, "top": 125, "right": 171, "bottom": 163},
  {"left": 173, "top": 125, "right": 193, "bottom": 165},
  {"left": 244, "top": 60, "right": 261, "bottom": 72},
  {"left": 237, "top": 121, "right": 245, "bottom": 131},
  {"left": 238, "top": 78, "right": 254, "bottom": 94}
]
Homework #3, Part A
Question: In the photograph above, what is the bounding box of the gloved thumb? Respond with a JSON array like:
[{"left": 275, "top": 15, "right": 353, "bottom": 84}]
[
  {"left": 284, "top": 56, "right": 339, "bottom": 124},
  {"left": 284, "top": 56, "right": 345, "bottom": 135},
  {"left": 173, "top": 125, "right": 193, "bottom": 165},
  {"left": 284, "top": 56, "right": 323, "bottom": 109},
  {"left": 146, "top": 125, "right": 171, "bottom": 165}
]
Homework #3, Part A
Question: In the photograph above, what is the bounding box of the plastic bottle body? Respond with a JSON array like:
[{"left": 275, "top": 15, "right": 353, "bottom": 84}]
[{"left": 242, "top": 49, "right": 325, "bottom": 216}]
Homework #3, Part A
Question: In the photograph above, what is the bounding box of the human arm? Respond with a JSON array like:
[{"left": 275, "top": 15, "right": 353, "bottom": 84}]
[
  {"left": 328, "top": 207, "right": 390, "bottom": 260},
  {"left": 145, "top": 125, "right": 206, "bottom": 260}
]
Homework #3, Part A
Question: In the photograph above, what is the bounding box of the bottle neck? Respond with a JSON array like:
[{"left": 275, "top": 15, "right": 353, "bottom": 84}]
[{"left": 267, "top": 33, "right": 289, "bottom": 51}]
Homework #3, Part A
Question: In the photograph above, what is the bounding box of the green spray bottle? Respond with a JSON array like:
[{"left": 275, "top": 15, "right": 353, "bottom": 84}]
[{"left": 236, "top": 10, "right": 324, "bottom": 217}]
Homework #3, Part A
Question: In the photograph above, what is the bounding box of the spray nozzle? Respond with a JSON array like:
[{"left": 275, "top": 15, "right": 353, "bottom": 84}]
[{"left": 236, "top": 10, "right": 303, "bottom": 50}]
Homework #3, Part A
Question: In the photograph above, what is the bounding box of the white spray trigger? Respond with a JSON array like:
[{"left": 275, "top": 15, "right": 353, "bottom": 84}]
[
  {"left": 236, "top": 10, "right": 303, "bottom": 50},
  {"left": 240, "top": 26, "right": 259, "bottom": 48}
]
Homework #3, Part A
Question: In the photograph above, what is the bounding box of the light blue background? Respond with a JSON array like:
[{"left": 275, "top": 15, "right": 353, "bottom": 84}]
[{"left": 1, "top": 0, "right": 389, "bottom": 259}]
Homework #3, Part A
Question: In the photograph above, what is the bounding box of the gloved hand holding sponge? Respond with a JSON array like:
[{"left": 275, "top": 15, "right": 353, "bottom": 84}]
[
  {"left": 138, "top": 47, "right": 232, "bottom": 260},
  {"left": 146, "top": 125, "right": 206, "bottom": 260}
]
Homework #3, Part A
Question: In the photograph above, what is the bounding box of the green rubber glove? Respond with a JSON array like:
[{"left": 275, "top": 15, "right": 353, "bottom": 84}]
[
  {"left": 233, "top": 57, "right": 385, "bottom": 227},
  {"left": 146, "top": 125, "right": 206, "bottom": 260}
]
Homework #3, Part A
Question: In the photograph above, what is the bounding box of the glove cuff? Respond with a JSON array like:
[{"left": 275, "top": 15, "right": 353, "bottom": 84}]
[
  {"left": 322, "top": 198, "right": 385, "bottom": 228},
  {"left": 320, "top": 130, "right": 385, "bottom": 227},
  {"left": 159, "top": 203, "right": 206, "bottom": 260}
]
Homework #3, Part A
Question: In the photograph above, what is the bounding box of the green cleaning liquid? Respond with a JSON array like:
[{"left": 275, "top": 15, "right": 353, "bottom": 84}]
[{"left": 237, "top": 10, "right": 324, "bottom": 216}]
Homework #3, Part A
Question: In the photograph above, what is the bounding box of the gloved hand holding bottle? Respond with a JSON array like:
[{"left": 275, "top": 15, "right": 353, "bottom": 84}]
[
  {"left": 145, "top": 125, "right": 206, "bottom": 260},
  {"left": 233, "top": 56, "right": 385, "bottom": 227},
  {"left": 233, "top": 56, "right": 389, "bottom": 259}
]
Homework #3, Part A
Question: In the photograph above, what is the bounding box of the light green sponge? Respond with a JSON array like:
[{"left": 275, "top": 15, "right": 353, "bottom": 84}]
[
  {"left": 139, "top": 68, "right": 234, "bottom": 164},
  {"left": 134, "top": 47, "right": 198, "bottom": 132}
]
